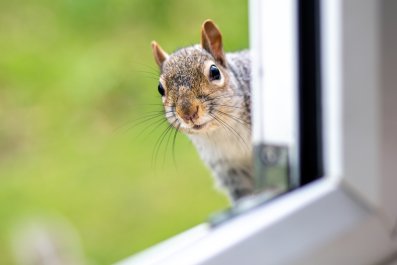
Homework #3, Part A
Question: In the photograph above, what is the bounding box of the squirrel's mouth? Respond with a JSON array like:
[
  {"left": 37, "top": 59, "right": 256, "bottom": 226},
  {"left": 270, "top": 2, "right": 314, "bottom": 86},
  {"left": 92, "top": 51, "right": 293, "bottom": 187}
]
[
  {"left": 179, "top": 119, "right": 218, "bottom": 134},
  {"left": 192, "top": 122, "right": 207, "bottom": 130},
  {"left": 176, "top": 116, "right": 214, "bottom": 133}
]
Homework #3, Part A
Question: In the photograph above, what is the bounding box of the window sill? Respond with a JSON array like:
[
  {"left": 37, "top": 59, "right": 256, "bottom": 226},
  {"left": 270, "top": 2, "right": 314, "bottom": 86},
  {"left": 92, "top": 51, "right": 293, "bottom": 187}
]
[{"left": 116, "top": 178, "right": 395, "bottom": 265}]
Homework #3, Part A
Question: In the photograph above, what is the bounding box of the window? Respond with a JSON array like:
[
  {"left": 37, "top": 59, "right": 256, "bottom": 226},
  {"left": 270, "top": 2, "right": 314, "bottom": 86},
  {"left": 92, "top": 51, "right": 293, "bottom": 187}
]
[{"left": 116, "top": 0, "right": 397, "bottom": 264}]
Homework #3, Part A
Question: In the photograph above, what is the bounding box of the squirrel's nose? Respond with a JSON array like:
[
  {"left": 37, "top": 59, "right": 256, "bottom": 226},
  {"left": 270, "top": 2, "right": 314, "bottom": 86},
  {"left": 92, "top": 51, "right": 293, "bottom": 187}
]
[{"left": 181, "top": 106, "right": 199, "bottom": 123}]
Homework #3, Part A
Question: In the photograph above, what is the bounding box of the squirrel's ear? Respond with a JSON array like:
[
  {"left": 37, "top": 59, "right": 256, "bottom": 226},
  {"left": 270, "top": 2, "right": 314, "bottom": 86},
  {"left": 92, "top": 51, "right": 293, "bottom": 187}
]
[
  {"left": 201, "top": 19, "right": 225, "bottom": 66},
  {"left": 151, "top": 41, "right": 169, "bottom": 67}
]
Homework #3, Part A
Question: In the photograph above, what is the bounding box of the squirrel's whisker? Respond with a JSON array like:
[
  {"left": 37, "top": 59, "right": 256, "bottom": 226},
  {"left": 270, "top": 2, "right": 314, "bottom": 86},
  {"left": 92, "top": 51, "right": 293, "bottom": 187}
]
[
  {"left": 162, "top": 119, "right": 180, "bottom": 167},
  {"left": 210, "top": 114, "right": 249, "bottom": 151},
  {"left": 200, "top": 93, "right": 245, "bottom": 103},
  {"left": 136, "top": 118, "right": 169, "bottom": 140},
  {"left": 152, "top": 121, "right": 176, "bottom": 168},
  {"left": 113, "top": 113, "right": 166, "bottom": 135},
  {"left": 171, "top": 123, "right": 181, "bottom": 168},
  {"left": 151, "top": 124, "right": 171, "bottom": 166},
  {"left": 205, "top": 103, "right": 242, "bottom": 110},
  {"left": 214, "top": 109, "right": 250, "bottom": 127}
]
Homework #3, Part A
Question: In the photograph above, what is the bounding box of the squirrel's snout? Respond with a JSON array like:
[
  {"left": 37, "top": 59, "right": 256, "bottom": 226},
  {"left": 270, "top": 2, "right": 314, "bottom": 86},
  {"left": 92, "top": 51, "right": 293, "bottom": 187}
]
[
  {"left": 177, "top": 105, "right": 200, "bottom": 123},
  {"left": 176, "top": 91, "right": 202, "bottom": 124}
]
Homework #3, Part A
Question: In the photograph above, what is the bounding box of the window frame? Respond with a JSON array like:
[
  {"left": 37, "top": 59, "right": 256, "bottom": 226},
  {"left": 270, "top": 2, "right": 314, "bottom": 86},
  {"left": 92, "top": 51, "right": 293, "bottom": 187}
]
[{"left": 116, "top": 0, "right": 397, "bottom": 264}]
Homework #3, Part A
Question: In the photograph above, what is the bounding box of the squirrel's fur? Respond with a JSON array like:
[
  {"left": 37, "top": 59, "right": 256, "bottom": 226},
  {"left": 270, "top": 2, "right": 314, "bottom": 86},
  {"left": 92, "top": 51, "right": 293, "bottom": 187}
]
[{"left": 151, "top": 20, "right": 252, "bottom": 203}]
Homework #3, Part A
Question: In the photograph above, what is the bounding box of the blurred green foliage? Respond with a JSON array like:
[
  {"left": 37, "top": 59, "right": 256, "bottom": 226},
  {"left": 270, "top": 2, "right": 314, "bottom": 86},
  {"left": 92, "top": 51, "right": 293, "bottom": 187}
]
[{"left": 0, "top": 0, "right": 248, "bottom": 264}]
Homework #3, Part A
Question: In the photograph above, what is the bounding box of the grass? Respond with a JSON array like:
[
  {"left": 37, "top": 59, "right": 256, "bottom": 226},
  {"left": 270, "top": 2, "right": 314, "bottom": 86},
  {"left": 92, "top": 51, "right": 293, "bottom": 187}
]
[{"left": 0, "top": 0, "right": 248, "bottom": 264}]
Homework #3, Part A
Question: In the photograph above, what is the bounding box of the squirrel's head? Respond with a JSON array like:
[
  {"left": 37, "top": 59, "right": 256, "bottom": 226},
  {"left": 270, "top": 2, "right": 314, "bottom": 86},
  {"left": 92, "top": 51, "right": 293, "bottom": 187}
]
[{"left": 151, "top": 20, "right": 237, "bottom": 134}]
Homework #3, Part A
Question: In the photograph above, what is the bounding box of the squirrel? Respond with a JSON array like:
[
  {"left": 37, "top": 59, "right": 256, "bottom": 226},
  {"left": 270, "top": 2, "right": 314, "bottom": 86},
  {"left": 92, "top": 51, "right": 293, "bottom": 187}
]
[{"left": 151, "top": 19, "right": 252, "bottom": 203}]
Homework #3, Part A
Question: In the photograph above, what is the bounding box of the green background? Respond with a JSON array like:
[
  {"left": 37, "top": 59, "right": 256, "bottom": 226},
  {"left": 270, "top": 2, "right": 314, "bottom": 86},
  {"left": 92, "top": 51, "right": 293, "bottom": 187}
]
[{"left": 0, "top": 0, "right": 248, "bottom": 264}]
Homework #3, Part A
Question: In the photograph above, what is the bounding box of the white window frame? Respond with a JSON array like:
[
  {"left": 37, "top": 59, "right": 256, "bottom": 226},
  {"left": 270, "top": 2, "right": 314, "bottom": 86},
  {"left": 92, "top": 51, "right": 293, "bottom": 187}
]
[{"left": 116, "top": 0, "right": 397, "bottom": 264}]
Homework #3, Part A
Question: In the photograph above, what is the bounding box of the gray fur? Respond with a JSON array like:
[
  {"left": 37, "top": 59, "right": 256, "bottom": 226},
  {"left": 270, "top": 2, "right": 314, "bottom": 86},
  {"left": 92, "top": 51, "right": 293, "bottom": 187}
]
[{"left": 158, "top": 45, "right": 252, "bottom": 203}]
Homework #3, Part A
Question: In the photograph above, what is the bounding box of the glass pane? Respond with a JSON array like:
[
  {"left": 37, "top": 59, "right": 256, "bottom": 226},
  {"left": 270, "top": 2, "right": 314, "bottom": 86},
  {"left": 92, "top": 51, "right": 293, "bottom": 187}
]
[
  {"left": 210, "top": 0, "right": 325, "bottom": 225},
  {"left": 251, "top": 0, "right": 299, "bottom": 197}
]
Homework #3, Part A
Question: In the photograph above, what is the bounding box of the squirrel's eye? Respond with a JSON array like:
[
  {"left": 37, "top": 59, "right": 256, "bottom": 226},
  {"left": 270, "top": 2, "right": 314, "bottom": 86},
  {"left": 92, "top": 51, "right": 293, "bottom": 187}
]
[
  {"left": 209, "top": 65, "right": 221, "bottom": 81},
  {"left": 158, "top": 82, "right": 165, "bottom": 96}
]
